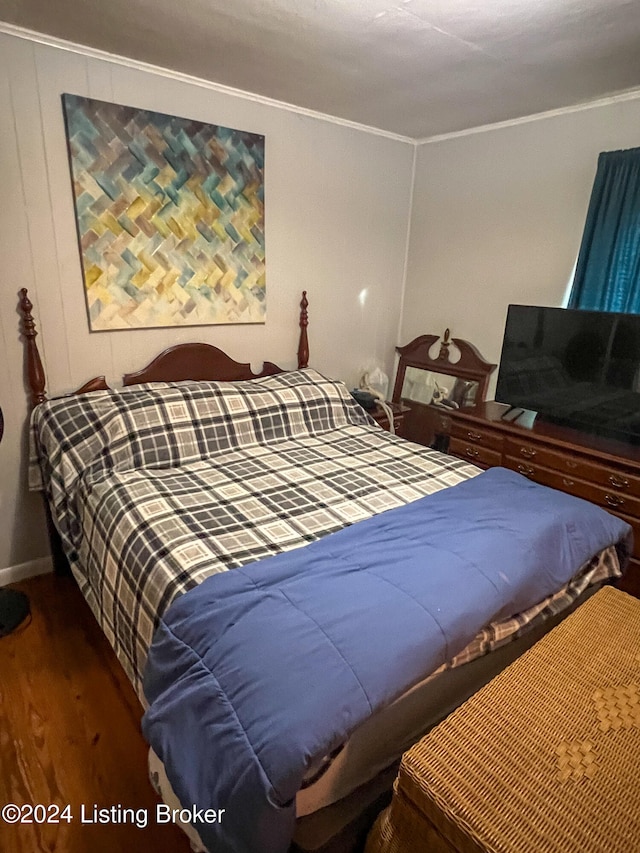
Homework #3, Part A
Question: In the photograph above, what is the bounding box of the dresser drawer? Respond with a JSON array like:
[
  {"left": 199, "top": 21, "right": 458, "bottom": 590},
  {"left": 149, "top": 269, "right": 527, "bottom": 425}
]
[
  {"left": 504, "top": 456, "right": 640, "bottom": 519},
  {"left": 449, "top": 437, "right": 502, "bottom": 467},
  {"left": 450, "top": 422, "right": 503, "bottom": 452},
  {"left": 504, "top": 437, "right": 640, "bottom": 497},
  {"left": 505, "top": 457, "right": 577, "bottom": 495}
]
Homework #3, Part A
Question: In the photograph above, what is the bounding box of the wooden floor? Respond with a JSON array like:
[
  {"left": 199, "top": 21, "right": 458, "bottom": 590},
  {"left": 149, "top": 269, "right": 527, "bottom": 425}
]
[
  {"left": 2, "top": 571, "right": 638, "bottom": 853},
  {"left": 0, "top": 573, "right": 192, "bottom": 853}
]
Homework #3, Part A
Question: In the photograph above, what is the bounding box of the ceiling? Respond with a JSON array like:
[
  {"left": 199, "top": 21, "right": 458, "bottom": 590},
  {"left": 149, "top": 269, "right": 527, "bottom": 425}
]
[{"left": 2, "top": 0, "right": 640, "bottom": 139}]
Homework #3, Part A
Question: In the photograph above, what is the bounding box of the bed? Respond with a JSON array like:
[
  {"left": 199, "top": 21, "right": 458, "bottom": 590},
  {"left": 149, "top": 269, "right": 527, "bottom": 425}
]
[{"left": 21, "top": 289, "right": 633, "bottom": 853}]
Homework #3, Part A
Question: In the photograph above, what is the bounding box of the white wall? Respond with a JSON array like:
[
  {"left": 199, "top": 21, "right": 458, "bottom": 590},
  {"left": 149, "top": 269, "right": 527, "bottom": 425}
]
[
  {"left": 403, "top": 96, "right": 640, "bottom": 391},
  {"left": 6, "top": 28, "right": 639, "bottom": 581},
  {"left": 0, "top": 31, "right": 415, "bottom": 579}
]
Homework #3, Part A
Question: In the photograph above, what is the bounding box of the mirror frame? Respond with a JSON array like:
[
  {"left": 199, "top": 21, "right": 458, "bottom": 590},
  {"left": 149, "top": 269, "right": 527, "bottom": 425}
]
[{"left": 392, "top": 330, "right": 496, "bottom": 410}]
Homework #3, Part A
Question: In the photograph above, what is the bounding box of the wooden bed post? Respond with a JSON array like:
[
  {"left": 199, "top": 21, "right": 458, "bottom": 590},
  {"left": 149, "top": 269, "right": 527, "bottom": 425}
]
[
  {"left": 19, "top": 289, "right": 47, "bottom": 406},
  {"left": 297, "top": 291, "right": 309, "bottom": 369},
  {"left": 18, "top": 289, "right": 70, "bottom": 574}
]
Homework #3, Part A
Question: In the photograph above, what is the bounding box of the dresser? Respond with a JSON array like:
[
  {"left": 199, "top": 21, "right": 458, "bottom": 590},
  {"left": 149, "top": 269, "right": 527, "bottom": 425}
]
[{"left": 448, "top": 401, "right": 640, "bottom": 597}]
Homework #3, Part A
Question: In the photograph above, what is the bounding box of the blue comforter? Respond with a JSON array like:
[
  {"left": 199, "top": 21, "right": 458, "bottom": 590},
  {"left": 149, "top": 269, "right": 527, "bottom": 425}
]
[{"left": 142, "top": 468, "right": 631, "bottom": 853}]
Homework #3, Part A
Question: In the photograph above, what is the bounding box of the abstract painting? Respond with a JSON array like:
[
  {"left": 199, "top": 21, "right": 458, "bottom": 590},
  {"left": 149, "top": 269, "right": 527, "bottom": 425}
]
[{"left": 61, "top": 94, "right": 265, "bottom": 329}]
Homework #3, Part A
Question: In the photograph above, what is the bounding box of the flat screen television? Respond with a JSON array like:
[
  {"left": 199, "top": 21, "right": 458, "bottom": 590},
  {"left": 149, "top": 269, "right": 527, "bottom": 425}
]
[{"left": 495, "top": 305, "right": 640, "bottom": 445}]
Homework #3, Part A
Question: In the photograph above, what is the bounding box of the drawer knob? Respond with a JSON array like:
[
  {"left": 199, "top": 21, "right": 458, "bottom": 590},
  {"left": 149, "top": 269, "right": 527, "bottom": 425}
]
[
  {"left": 604, "top": 493, "right": 624, "bottom": 508},
  {"left": 465, "top": 447, "right": 480, "bottom": 459},
  {"left": 467, "top": 431, "right": 482, "bottom": 441},
  {"left": 517, "top": 464, "right": 534, "bottom": 477},
  {"left": 519, "top": 447, "right": 537, "bottom": 459},
  {"left": 562, "top": 478, "right": 575, "bottom": 488},
  {"left": 608, "top": 474, "right": 629, "bottom": 489}
]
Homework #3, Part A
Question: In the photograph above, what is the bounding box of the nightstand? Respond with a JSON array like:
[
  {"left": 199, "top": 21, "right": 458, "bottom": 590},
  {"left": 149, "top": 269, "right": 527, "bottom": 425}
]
[{"left": 370, "top": 402, "right": 409, "bottom": 437}]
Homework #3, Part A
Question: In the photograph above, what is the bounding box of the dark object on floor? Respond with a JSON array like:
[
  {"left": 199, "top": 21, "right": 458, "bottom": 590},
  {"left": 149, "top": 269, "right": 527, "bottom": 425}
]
[{"left": 0, "top": 588, "right": 31, "bottom": 637}]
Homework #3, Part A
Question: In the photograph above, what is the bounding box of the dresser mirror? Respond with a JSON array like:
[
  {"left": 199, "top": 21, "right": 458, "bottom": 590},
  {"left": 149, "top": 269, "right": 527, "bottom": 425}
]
[
  {"left": 392, "top": 331, "right": 496, "bottom": 448},
  {"left": 400, "top": 366, "right": 480, "bottom": 409}
]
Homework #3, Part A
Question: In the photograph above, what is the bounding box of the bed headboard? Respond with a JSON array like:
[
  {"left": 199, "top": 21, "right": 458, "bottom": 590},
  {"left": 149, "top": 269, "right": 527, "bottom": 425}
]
[{"left": 19, "top": 289, "right": 309, "bottom": 407}]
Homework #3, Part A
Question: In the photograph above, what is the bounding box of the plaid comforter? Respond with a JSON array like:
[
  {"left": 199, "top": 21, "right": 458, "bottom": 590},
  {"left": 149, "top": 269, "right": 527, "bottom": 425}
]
[{"left": 30, "top": 369, "right": 620, "bottom": 698}]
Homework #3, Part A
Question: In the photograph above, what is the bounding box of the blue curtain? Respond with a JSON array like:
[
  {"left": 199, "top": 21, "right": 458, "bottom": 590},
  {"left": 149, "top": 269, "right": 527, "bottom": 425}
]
[{"left": 568, "top": 147, "right": 640, "bottom": 313}]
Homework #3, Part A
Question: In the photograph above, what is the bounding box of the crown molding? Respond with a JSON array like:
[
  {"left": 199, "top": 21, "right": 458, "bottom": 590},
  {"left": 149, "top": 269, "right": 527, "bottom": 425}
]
[
  {"left": 417, "top": 86, "right": 640, "bottom": 145},
  {"left": 0, "top": 21, "right": 415, "bottom": 145},
  {"left": 8, "top": 21, "right": 636, "bottom": 151}
]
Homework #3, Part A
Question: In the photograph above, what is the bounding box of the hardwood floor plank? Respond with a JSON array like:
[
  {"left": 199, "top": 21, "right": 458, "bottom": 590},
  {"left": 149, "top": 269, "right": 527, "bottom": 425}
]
[{"left": 0, "top": 574, "right": 191, "bottom": 853}]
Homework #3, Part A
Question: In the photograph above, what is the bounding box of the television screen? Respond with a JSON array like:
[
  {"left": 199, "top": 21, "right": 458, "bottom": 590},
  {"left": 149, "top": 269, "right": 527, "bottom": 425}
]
[{"left": 495, "top": 305, "right": 640, "bottom": 444}]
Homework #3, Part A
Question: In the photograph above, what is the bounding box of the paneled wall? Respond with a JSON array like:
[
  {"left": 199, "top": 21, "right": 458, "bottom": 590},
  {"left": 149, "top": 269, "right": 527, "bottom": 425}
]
[
  {"left": 7, "top": 26, "right": 638, "bottom": 581},
  {"left": 0, "top": 31, "right": 415, "bottom": 579}
]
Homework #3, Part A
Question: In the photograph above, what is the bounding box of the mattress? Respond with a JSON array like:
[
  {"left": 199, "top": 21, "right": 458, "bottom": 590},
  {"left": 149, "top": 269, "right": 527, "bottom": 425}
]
[
  {"left": 31, "top": 370, "right": 483, "bottom": 697},
  {"left": 148, "top": 572, "right": 614, "bottom": 853},
  {"left": 29, "top": 369, "right": 627, "bottom": 849},
  {"left": 295, "top": 544, "right": 618, "bottom": 816}
]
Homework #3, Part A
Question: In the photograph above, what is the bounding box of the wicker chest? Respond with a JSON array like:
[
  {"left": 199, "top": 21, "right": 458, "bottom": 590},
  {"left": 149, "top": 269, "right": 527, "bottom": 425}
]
[{"left": 366, "top": 586, "right": 640, "bottom": 853}]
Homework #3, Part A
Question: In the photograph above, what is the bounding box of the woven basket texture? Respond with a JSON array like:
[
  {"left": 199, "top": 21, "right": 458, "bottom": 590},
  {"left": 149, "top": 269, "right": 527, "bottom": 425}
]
[{"left": 365, "top": 586, "right": 640, "bottom": 853}]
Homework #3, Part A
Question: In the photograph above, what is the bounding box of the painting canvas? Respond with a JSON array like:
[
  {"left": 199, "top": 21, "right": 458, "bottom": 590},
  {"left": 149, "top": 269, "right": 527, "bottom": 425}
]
[{"left": 61, "top": 94, "right": 265, "bottom": 330}]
